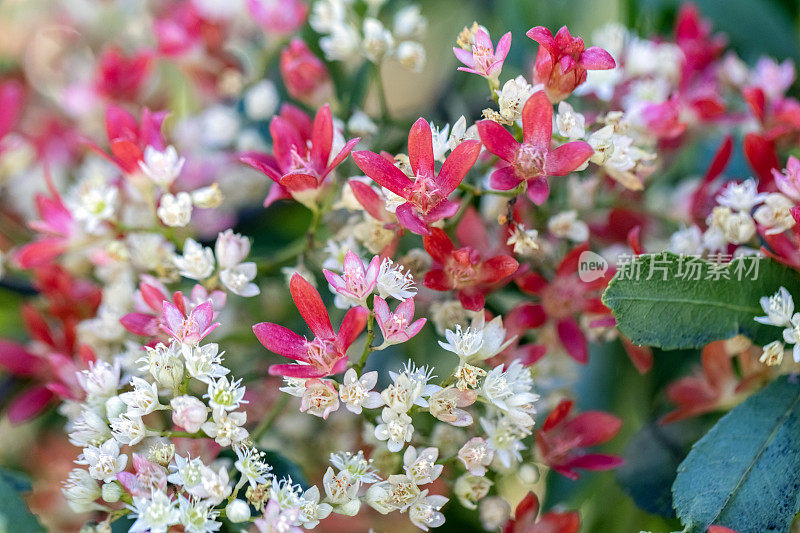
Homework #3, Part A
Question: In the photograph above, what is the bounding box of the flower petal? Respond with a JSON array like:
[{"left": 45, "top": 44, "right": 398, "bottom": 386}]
[
  {"left": 289, "top": 273, "right": 334, "bottom": 338},
  {"left": 253, "top": 322, "right": 309, "bottom": 362},
  {"left": 522, "top": 91, "right": 553, "bottom": 148},
  {"left": 477, "top": 120, "right": 518, "bottom": 162},
  {"left": 408, "top": 118, "right": 435, "bottom": 179}
]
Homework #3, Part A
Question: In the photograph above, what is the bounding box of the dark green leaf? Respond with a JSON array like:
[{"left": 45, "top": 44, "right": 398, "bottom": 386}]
[
  {"left": 262, "top": 450, "right": 308, "bottom": 489},
  {"left": 673, "top": 376, "right": 800, "bottom": 532},
  {"left": 602, "top": 253, "right": 800, "bottom": 350},
  {"left": 0, "top": 467, "right": 45, "bottom": 532}
]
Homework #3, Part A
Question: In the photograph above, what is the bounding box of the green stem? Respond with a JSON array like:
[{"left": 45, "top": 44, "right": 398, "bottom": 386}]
[
  {"left": 353, "top": 310, "right": 375, "bottom": 374},
  {"left": 159, "top": 430, "right": 204, "bottom": 438},
  {"left": 250, "top": 394, "right": 290, "bottom": 443},
  {"left": 373, "top": 63, "right": 390, "bottom": 122}
]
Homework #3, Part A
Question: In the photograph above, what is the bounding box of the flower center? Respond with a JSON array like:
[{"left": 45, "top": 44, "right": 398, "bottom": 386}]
[
  {"left": 409, "top": 175, "right": 443, "bottom": 214},
  {"left": 514, "top": 143, "right": 546, "bottom": 178},
  {"left": 540, "top": 277, "right": 583, "bottom": 319}
]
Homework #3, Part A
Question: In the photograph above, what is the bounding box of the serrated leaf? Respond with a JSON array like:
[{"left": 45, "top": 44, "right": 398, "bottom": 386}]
[
  {"left": 602, "top": 253, "right": 800, "bottom": 350},
  {"left": 672, "top": 376, "right": 800, "bottom": 532}
]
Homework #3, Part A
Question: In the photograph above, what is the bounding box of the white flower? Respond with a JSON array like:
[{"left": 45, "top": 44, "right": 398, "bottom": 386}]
[
  {"left": 67, "top": 177, "right": 117, "bottom": 233},
  {"left": 119, "top": 376, "right": 165, "bottom": 416},
  {"left": 754, "top": 193, "right": 795, "bottom": 235},
  {"left": 201, "top": 408, "right": 248, "bottom": 446},
  {"left": 179, "top": 495, "right": 221, "bottom": 533},
  {"left": 454, "top": 474, "right": 492, "bottom": 510},
  {"left": 430, "top": 122, "right": 451, "bottom": 162},
  {"left": 409, "top": 490, "right": 448, "bottom": 531},
  {"left": 129, "top": 491, "right": 180, "bottom": 533},
  {"left": 62, "top": 468, "right": 102, "bottom": 513},
  {"left": 298, "top": 485, "right": 333, "bottom": 528},
  {"left": 322, "top": 236, "right": 360, "bottom": 271},
  {"left": 376, "top": 258, "right": 417, "bottom": 300},
  {"left": 77, "top": 439, "right": 128, "bottom": 483},
  {"left": 235, "top": 447, "right": 272, "bottom": 488},
  {"left": 244, "top": 81, "right": 279, "bottom": 121},
  {"left": 403, "top": 446, "right": 443, "bottom": 485},
  {"left": 329, "top": 450, "right": 382, "bottom": 483},
  {"left": 506, "top": 225, "right": 540, "bottom": 255},
  {"left": 339, "top": 369, "right": 383, "bottom": 414},
  {"left": 458, "top": 437, "right": 494, "bottom": 476},
  {"left": 170, "top": 395, "right": 208, "bottom": 433},
  {"left": 320, "top": 23, "right": 360, "bottom": 62},
  {"left": 755, "top": 287, "right": 795, "bottom": 327},
  {"left": 480, "top": 416, "right": 529, "bottom": 468},
  {"left": 393, "top": 5, "right": 427, "bottom": 39},
  {"left": 395, "top": 41, "right": 426, "bottom": 73},
  {"left": 669, "top": 225, "right": 703, "bottom": 255},
  {"left": 215, "top": 229, "right": 251, "bottom": 269},
  {"left": 68, "top": 408, "right": 111, "bottom": 447},
  {"left": 174, "top": 239, "right": 215, "bottom": 280},
  {"left": 225, "top": 499, "right": 251, "bottom": 524},
  {"left": 782, "top": 312, "right": 800, "bottom": 362},
  {"left": 375, "top": 407, "right": 414, "bottom": 452},
  {"left": 362, "top": 17, "right": 394, "bottom": 62},
  {"left": 716, "top": 178, "right": 766, "bottom": 212},
  {"left": 182, "top": 343, "right": 230, "bottom": 383},
  {"left": 220, "top": 263, "right": 260, "bottom": 297},
  {"left": 139, "top": 145, "right": 185, "bottom": 188},
  {"left": 482, "top": 360, "right": 539, "bottom": 428},
  {"left": 191, "top": 183, "right": 223, "bottom": 208},
  {"left": 323, "top": 467, "right": 359, "bottom": 505},
  {"left": 555, "top": 101, "right": 586, "bottom": 139},
  {"left": 447, "top": 115, "right": 479, "bottom": 151},
  {"left": 760, "top": 340, "right": 785, "bottom": 366},
  {"left": 347, "top": 110, "right": 378, "bottom": 138},
  {"left": 192, "top": 466, "right": 232, "bottom": 505},
  {"left": 205, "top": 376, "right": 248, "bottom": 411},
  {"left": 168, "top": 454, "right": 205, "bottom": 488},
  {"left": 270, "top": 476, "right": 303, "bottom": 509},
  {"left": 139, "top": 342, "right": 184, "bottom": 389},
  {"left": 299, "top": 379, "right": 340, "bottom": 419},
  {"left": 497, "top": 76, "right": 535, "bottom": 123},
  {"left": 157, "top": 192, "right": 193, "bottom": 227},
  {"left": 548, "top": 210, "right": 589, "bottom": 242},
  {"left": 77, "top": 360, "right": 120, "bottom": 402},
  {"left": 110, "top": 412, "right": 154, "bottom": 446},
  {"left": 366, "top": 475, "right": 421, "bottom": 513},
  {"left": 438, "top": 324, "right": 484, "bottom": 358},
  {"left": 468, "top": 313, "right": 516, "bottom": 361}
]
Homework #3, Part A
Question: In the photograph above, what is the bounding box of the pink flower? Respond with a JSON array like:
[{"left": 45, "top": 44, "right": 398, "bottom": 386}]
[
  {"left": 87, "top": 105, "right": 168, "bottom": 174},
  {"left": 253, "top": 273, "right": 368, "bottom": 378},
  {"left": 94, "top": 46, "right": 152, "bottom": 102},
  {"left": 453, "top": 28, "right": 511, "bottom": 81},
  {"left": 279, "top": 39, "right": 332, "bottom": 107},
  {"left": 161, "top": 300, "right": 220, "bottom": 345},
  {"left": 773, "top": 155, "right": 800, "bottom": 201},
  {"left": 170, "top": 395, "right": 209, "bottom": 433},
  {"left": 423, "top": 228, "right": 519, "bottom": 311},
  {"left": 374, "top": 296, "right": 426, "bottom": 346},
  {"left": 536, "top": 400, "right": 623, "bottom": 480},
  {"left": 0, "top": 80, "right": 23, "bottom": 148},
  {"left": 248, "top": 0, "right": 308, "bottom": 36},
  {"left": 527, "top": 25, "right": 615, "bottom": 103},
  {"left": 458, "top": 437, "right": 494, "bottom": 476},
  {"left": 14, "top": 176, "right": 75, "bottom": 268},
  {"left": 323, "top": 250, "right": 380, "bottom": 306},
  {"left": 117, "top": 453, "right": 168, "bottom": 498},
  {"left": 352, "top": 118, "right": 482, "bottom": 234},
  {"left": 477, "top": 91, "right": 593, "bottom": 204},
  {"left": 153, "top": 3, "right": 204, "bottom": 57},
  {"left": 240, "top": 104, "right": 359, "bottom": 208}
]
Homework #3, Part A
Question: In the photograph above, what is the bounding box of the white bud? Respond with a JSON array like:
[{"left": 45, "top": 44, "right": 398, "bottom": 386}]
[
  {"left": 101, "top": 482, "right": 122, "bottom": 502},
  {"left": 191, "top": 183, "right": 224, "bottom": 208},
  {"left": 396, "top": 41, "right": 426, "bottom": 73},
  {"left": 157, "top": 192, "right": 193, "bottom": 227},
  {"left": 215, "top": 229, "right": 251, "bottom": 269},
  {"left": 170, "top": 395, "right": 208, "bottom": 433},
  {"left": 225, "top": 499, "right": 251, "bottom": 522}
]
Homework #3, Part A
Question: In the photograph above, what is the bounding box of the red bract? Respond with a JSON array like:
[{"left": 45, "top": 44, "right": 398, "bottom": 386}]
[
  {"left": 94, "top": 46, "right": 152, "bottom": 102},
  {"left": 536, "top": 400, "right": 623, "bottom": 480},
  {"left": 516, "top": 245, "right": 610, "bottom": 364},
  {"left": 253, "top": 273, "right": 368, "bottom": 378},
  {"left": 352, "top": 118, "right": 482, "bottom": 234},
  {"left": 279, "top": 39, "right": 332, "bottom": 107},
  {"left": 423, "top": 227, "right": 518, "bottom": 311},
  {"left": 661, "top": 341, "right": 765, "bottom": 424},
  {"left": 248, "top": 0, "right": 308, "bottom": 36},
  {"left": 14, "top": 180, "right": 75, "bottom": 269},
  {"left": 88, "top": 105, "right": 167, "bottom": 174},
  {"left": 154, "top": 2, "right": 205, "bottom": 57},
  {"left": 674, "top": 3, "right": 726, "bottom": 82},
  {"left": 526, "top": 26, "right": 615, "bottom": 103},
  {"left": 241, "top": 104, "right": 359, "bottom": 208},
  {"left": 503, "top": 492, "right": 580, "bottom": 533},
  {"left": 477, "top": 91, "right": 593, "bottom": 205}
]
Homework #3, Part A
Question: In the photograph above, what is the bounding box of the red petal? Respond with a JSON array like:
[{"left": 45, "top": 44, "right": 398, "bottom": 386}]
[
  {"left": 522, "top": 91, "right": 553, "bottom": 149},
  {"left": 350, "top": 180, "right": 388, "bottom": 221},
  {"left": 323, "top": 137, "right": 360, "bottom": 178},
  {"left": 557, "top": 317, "right": 588, "bottom": 364},
  {"left": 561, "top": 411, "right": 622, "bottom": 447},
  {"left": 437, "top": 139, "right": 481, "bottom": 195},
  {"left": 289, "top": 274, "right": 334, "bottom": 338},
  {"left": 508, "top": 303, "right": 547, "bottom": 329},
  {"left": 481, "top": 255, "right": 519, "bottom": 283},
  {"left": 458, "top": 287, "right": 485, "bottom": 311},
  {"left": 423, "top": 269, "right": 453, "bottom": 291},
  {"left": 337, "top": 306, "right": 368, "bottom": 352},
  {"left": 490, "top": 165, "right": 523, "bottom": 191},
  {"left": 545, "top": 141, "right": 593, "bottom": 175},
  {"left": 557, "top": 244, "right": 589, "bottom": 275},
  {"left": 422, "top": 228, "right": 455, "bottom": 264},
  {"left": 396, "top": 202, "right": 431, "bottom": 235},
  {"left": 0, "top": 341, "right": 43, "bottom": 376},
  {"left": 310, "top": 104, "right": 333, "bottom": 173},
  {"left": 536, "top": 512, "right": 581, "bottom": 533},
  {"left": 352, "top": 150, "right": 413, "bottom": 197},
  {"left": 269, "top": 363, "right": 325, "bottom": 379},
  {"left": 408, "top": 118, "right": 435, "bottom": 179},
  {"left": 253, "top": 322, "right": 308, "bottom": 361},
  {"left": 7, "top": 386, "right": 54, "bottom": 423},
  {"left": 517, "top": 272, "right": 548, "bottom": 295},
  {"left": 580, "top": 46, "right": 615, "bottom": 69},
  {"left": 526, "top": 177, "right": 550, "bottom": 204},
  {"left": 565, "top": 453, "right": 624, "bottom": 471},
  {"left": 543, "top": 400, "right": 573, "bottom": 431},
  {"left": 477, "top": 120, "right": 518, "bottom": 162}
]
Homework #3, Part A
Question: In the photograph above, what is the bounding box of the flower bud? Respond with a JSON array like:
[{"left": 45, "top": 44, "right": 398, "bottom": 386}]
[
  {"left": 226, "top": 499, "right": 251, "bottom": 522},
  {"left": 453, "top": 474, "right": 492, "bottom": 510},
  {"left": 191, "top": 183, "right": 224, "bottom": 208},
  {"left": 396, "top": 41, "right": 426, "bottom": 73},
  {"left": 215, "top": 229, "right": 251, "bottom": 269},
  {"left": 170, "top": 395, "right": 208, "bottom": 433},
  {"left": 157, "top": 192, "right": 192, "bottom": 227},
  {"left": 280, "top": 39, "right": 332, "bottom": 107},
  {"left": 101, "top": 481, "right": 122, "bottom": 503}
]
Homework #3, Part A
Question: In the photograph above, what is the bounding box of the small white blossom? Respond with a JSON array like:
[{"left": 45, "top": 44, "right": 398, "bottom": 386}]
[
  {"left": 174, "top": 239, "right": 215, "bottom": 280},
  {"left": 329, "top": 450, "right": 382, "bottom": 484},
  {"left": 158, "top": 192, "right": 193, "bottom": 227},
  {"left": 340, "top": 369, "right": 383, "bottom": 414},
  {"left": 77, "top": 439, "right": 128, "bottom": 483},
  {"left": 482, "top": 360, "right": 539, "bottom": 428},
  {"left": 409, "top": 490, "right": 448, "bottom": 531},
  {"left": 716, "top": 178, "right": 766, "bottom": 212},
  {"left": 201, "top": 408, "right": 248, "bottom": 446},
  {"left": 548, "top": 210, "right": 589, "bottom": 242},
  {"left": 458, "top": 437, "right": 494, "bottom": 476},
  {"left": 180, "top": 495, "right": 222, "bottom": 532},
  {"left": 62, "top": 468, "right": 102, "bottom": 513},
  {"left": 376, "top": 258, "right": 417, "bottom": 300},
  {"left": 139, "top": 145, "right": 184, "bottom": 188},
  {"left": 403, "top": 446, "right": 443, "bottom": 485},
  {"left": 119, "top": 376, "right": 165, "bottom": 416},
  {"left": 220, "top": 262, "right": 260, "bottom": 297},
  {"left": 755, "top": 287, "right": 795, "bottom": 327},
  {"left": 110, "top": 412, "right": 154, "bottom": 446},
  {"left": 375, "top": 407, "right": 414, "bottom": 452},
  {"left": 182, "top": 343, "right": 230, "bottom": 383},
  {"left": 129, "top": 491, "right": 180, "bottom": 533},
  {"left": 760, "top": 340, "right": 785, "bottom": 366},
  {"left": 438, "top": 324, "right": 484, "bottom": 358},
  {"left": 298, "top": 485, "right": 333, "bottom": 528},
  {"left": 496, "top": 76, "right": 535, "bottom": 123},
  {"left": 555, "top": 101, "right": 586, "bottom": 139},
  {"left": 170, "top": 395, "right": 208, "bottom": 433},
  {"left": 235, "top": 446, "right": 272, "bottom": 488},
  {"left": 77, "top": 360, "right": 120, "bottom": 402},
  {"left": 506, "top": 225, "right": 540, "bottom": 255},
  {"left": 205, "top": 376, "right": 248, "bottom": 412}
]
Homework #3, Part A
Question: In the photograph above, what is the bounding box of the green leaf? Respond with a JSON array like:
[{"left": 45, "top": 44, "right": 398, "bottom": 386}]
[
  {"left": 601, "top": 253, "right": 800, "bottom": 350},
  {"left": 262, "top": 450, "right": 308, "bottom": 489},
  {"left": 672, "top": 376, "right": 800, "bottom": 532},
  {"left": 0, "top": 467, "right": 45, "bottom": 532}
]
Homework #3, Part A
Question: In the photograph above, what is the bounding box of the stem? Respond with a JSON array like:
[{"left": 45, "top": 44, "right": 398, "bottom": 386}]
[
  {"left": 159, "top": 430, "right": 204, "bottom": 438},
  {"left": 250, "top": 394, "right": 290, "bottom": 443},
  {"left": 373, "top": 63, "right": 390, "bottom": 122},
  {"left": 353, "top": 310, "right": 375, "bottom": 374}
]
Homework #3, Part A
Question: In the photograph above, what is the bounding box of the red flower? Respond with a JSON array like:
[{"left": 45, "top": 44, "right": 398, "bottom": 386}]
[
  {"left": 87, "top": 105, "right": 168, "bottom": 174},
  {"left": 503, "top": 492, "right": 580, "bottom": 533},
  {"left": 536, "top": 400, "right": 623, "bottom": 479},
  {"left": 516, "top": 244, "right": 610, "bottom": 364},
  {"left": 14, "top": 173, "right": 75, "bottom": 269},
  {"left": 241, "top": 104, "right": 359, "bottom": 208},
  {"left": 526, "top": 26, "right": 615, "bottom": 103},
  {"left": 279, "top": 39, "right": 332, "bottom": 107},
  {"left": 423, "top": 227, "right": 518, "bottom": 311},
  {"left": 352, "top": 118, "right": 482, "bottom": 234},
  {"left": 253, "top": 273, "right": 367, "bottom": 378},
  {"left": 674, "top": 3, "right": 726, "bottom": 82},
  {"left": 94, "top": 46, "right": 152, "bottom": 102},
  {"left": 661, "top": 341, "right": 765, "bottom": 424},
  {"left": 477, "top": 91, "right": 593, "bottom": 205}
]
